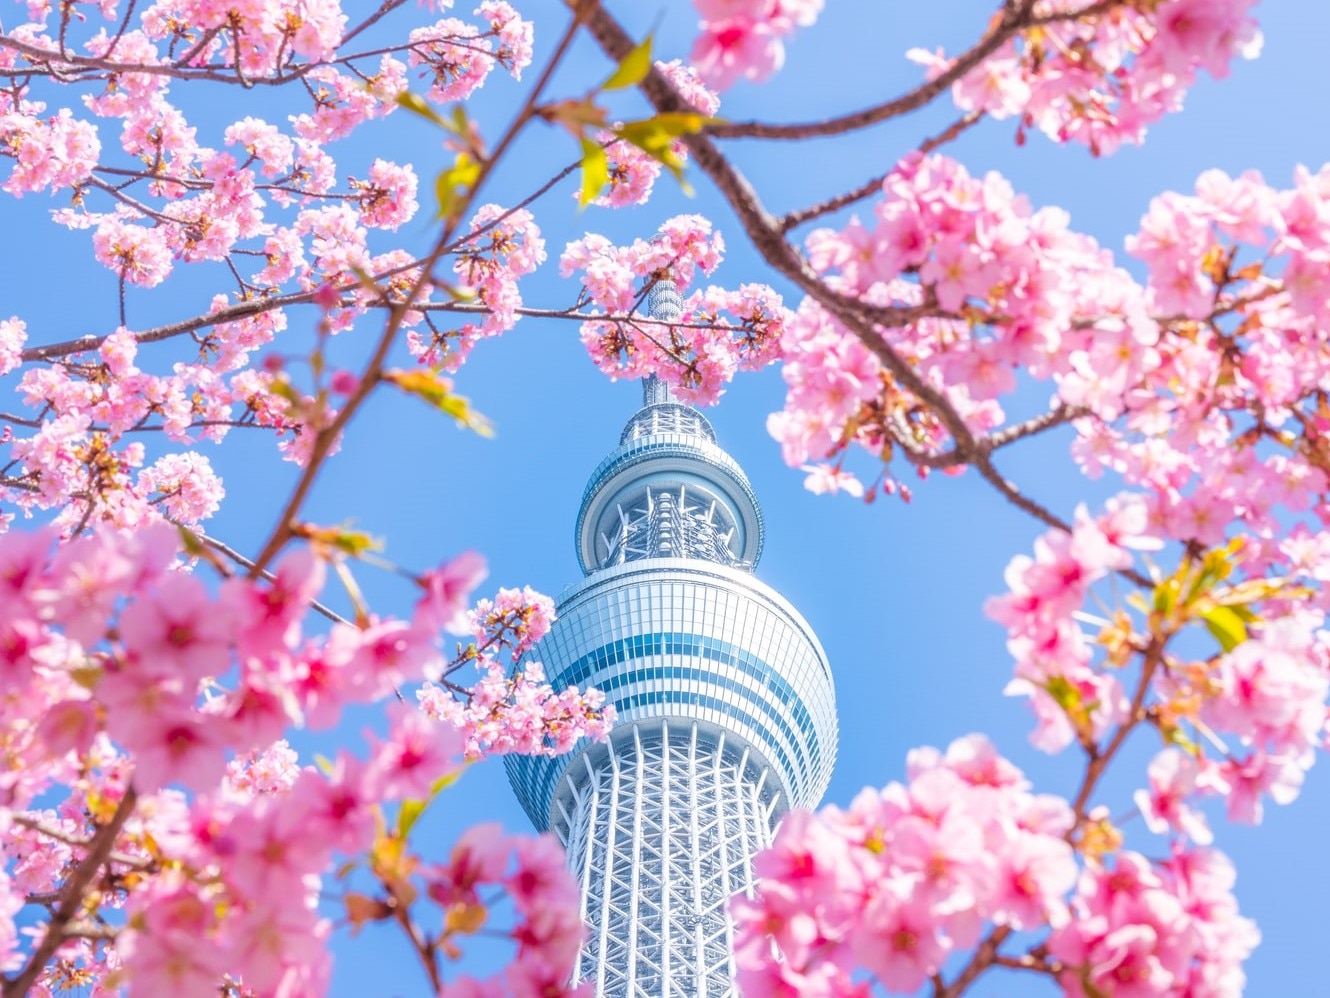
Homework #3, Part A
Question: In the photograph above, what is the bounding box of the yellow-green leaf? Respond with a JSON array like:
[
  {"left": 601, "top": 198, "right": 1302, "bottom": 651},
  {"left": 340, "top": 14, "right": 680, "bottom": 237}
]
[
  {"left": 396, "top": 768, "right": 465, "bottom": 839},
  {"left": 267, "top": 376, "right": 299, "bottom": 405},
  {"left": 296, "top": 523, "right": 382, "bottom": 558},
  {"left": 435, "top": 152, "right": 483, "bottom": 220},
  {"left": 451, "top": 104, "right": 470, "bottom": 136},
  {"left": 383, "top": 369, "right": 494, "bottom": 437},
  {"left": 1162, "top": 722, "right": 1198, "bottom": 755},
  {"left": 396, "top": 91, "right": 446, "bottom": 128},
  {"left": 348, "top": 264, "right": 384, "bottom": 299},
  {"left": 603, "top": 35, "right": 653, "bottom": 91},
  {"left": 397, "top": 798, "right": 429, "bottom": 839},
  {"left": 578, "top": 137, "right": 609, "bottom": 208},
  {"left": 612, "top": 112, "right": 714, "bottom": 192},
  {"left": 176, "top": 525, "right": 206, "bottom": 557},
  {"left": 1201, "top": 604, "right": 1248, "bottom": 652},
  {"left": 435, "top": 281, "right": 478, "bottom": 302}
]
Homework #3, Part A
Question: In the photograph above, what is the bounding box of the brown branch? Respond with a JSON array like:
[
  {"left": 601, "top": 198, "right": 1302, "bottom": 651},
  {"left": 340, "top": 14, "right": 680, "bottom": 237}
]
[
  {"left": 4, "top": 786, "right": 138, "bottom": 998},
  {"left": 936, "top": 926, "right": 1012, "bottom": 998},
  {"left": 1067, "top": 636, "right": 1164, "bottom": 828},
  {"left": 993, "top": 952, "right": 1059, "bottom": 974},
  {"left": 707, "top": 0, "right": 1125, "bottom": 140},
  {"left": 981, "top": 404, "right": 1086, "bottom": 453}
]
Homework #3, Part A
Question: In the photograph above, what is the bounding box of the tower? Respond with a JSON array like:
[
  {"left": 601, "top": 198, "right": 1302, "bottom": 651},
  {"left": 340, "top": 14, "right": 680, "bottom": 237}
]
[{"left": 505, "top": 283, "right": 837, "bottom": 997}]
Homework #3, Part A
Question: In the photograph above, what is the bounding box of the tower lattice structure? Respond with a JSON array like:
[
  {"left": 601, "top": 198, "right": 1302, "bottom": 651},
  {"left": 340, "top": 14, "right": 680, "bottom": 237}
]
[{"left": 505, "top": 283, "right": 838, "bottom": 997}]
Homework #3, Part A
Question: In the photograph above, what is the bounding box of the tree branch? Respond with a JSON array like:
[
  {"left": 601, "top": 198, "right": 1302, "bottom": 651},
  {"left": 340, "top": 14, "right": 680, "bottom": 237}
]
[
  {"left": 4, "top": 786, "right": 138, "bottom": 998},
  {"left": 705, "top": 0, "right": 1125, "bottom": 140}
]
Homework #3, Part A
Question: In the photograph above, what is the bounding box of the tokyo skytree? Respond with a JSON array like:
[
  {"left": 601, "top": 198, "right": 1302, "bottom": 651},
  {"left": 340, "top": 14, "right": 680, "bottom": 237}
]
[{"left": 505, "top": 282, "right": 838, "bottom": 997}]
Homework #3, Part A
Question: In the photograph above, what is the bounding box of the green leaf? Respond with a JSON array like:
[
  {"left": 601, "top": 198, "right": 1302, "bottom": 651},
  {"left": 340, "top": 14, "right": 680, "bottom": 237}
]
[
  {"left": 603, "top": 35, "right": 653, "bottom": 91},
  {"left": 1045, "top": 674, "right": 1082, "bottom": 713},
  {"left": 267, "top": 376, "right": 300, "bottom": 405},
  {"left": 396, "top": 91, "right": 447, "bottom": 128},
  {"left": 1162, "top": 720, "right": 1198, "bottom": 754},
  {"left": 348, "top": 264, "right": 384, "bottom": 299},
  {"left": 451, "top": 104, "right": 471, "bottom": 136},
  {"left": 176, "top": 524, "right": 207, "bottom": 558},
  {"left": 611, "top": 112, "right": 715, "bottom": 193},
  {"left": 397, "top": 798, "right": 428, "bottom": 839},
  {"left": 435, "top": 152, "right": 483, "bottom": 220},
  {"left": 396, "top": 769, "right": 465, "bottom": 839},
  {"left": 578, "top": 137, "right": 609, "bottom": 208},
  {"left": 383, "top": 369, "right": 494, "bottom": 437},
  {"left": 435, "top": 169, "right": 455, "bottom": 221},
  {"left": 435, "top": 281, "right": 478, "bottom": 303},
  {"left": 1201, "top": 605, "right": 1248, "bottom": 652},
  {"left": 296, "top": 523, "right": 383, "bottom": 558}
]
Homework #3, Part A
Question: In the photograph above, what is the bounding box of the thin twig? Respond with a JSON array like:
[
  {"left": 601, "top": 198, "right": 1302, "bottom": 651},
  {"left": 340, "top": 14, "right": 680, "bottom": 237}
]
[
  {"left": 706, "top": 0, "right": 1123, "bottom": 140},
  {"left": 779, "top": 110, "right": 984, "bottom": 232}
]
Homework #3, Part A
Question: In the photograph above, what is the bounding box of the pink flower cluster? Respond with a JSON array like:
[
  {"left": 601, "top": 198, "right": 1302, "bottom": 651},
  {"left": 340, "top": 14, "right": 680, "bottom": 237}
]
[
  {"left": 0, "top": 523, "right": 609, "bottom": 993},
  {"left": 733, "top": 735, "right": 1257, "bottom": 996},
  {"left": 428, "top": 824, "right": 590, "bottom": 997},
  {"left": 690, "top": 0, "right": 822, "bottom": 90},
  {"left": 771, "top": 152, "right": 1149, "bottom": 496},
  {"left": 0, "top": 0, "right": 538, "bottom": 523},
  {"left": 562, "top": 217, "right": 787, "bottom": 403},
  {"left": 5, "top": 321, "right": 305, "bottom": 528},
  {"left": 417, "top": 584, "right": 615, "bottom": 758},
  {"left": 142, "top": 0, "right": 348, "bottom": 72},
  {"left": 0, "top": 106, "right": 100, "bottom": 196},
  {"left": 986, "top": 495, "right": 1158, "bottom": 753},
  {"left": 989, "top": 494, "right": 1330, "bottom": 831},
  {"left": 1047, "top": 848, "right": 1258, "bottom": 996},
  {"left": 409, "top": 205, "right": 546, "bottom": 370},
  {"left": 912, "top": 0, "right": 1262, "bottom": 155},
  {"left": 765, "top": 155, "right": 1330, "bottom": 529}
]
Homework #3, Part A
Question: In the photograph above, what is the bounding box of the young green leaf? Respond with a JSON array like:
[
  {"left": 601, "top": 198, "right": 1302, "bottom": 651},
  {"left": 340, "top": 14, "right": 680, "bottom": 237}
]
[
  {"left": 396, "top": 91, "right": 447, "bottom": 128},
  {"left": 1201, "top": 605, "right": 1248, "bottom": 652},
  {"left": 383, "top": 368, "right": 495, "bottom": 437},
  {"left": 434, "top": 152, "right": 483, "bottom": 220},
  {"left": 396, "top": 769, "right": 465, "bottom": 839},
  {"left": 578, "top": 137, "right": 609, "bottom": 208},
  {"left": 603, "top": 34, "right": 653, "bottom": 91},
  {"left": 612, "top": 112, "right": 715, "bottom": 193}
]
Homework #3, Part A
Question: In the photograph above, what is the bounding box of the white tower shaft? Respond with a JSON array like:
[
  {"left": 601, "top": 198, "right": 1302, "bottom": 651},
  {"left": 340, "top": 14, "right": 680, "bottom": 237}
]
[{"left": 558, "top": 722, "right": 776, "bottom": 997}]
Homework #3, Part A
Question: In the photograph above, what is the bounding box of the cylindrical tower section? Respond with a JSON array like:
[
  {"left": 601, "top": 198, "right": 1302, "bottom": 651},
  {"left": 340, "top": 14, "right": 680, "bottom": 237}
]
[
  {"left": 506, "top": 282, "right": 837, "bottom": 997},
  {"left": 559, "top": 722, "right": 774, "bottom": 997},
  {"left": 506, "top": 559, "right": 836, "bottom": 831}
]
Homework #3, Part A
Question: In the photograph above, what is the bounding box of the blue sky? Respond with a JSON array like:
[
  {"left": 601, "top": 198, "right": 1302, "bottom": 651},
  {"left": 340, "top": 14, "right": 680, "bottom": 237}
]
[{"left": 7, "top": 0, "right": 1330, "bottom": 993}]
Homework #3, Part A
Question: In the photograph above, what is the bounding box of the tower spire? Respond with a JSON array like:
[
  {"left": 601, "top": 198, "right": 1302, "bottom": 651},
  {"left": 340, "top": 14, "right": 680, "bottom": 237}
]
[{"left": 642, "top": 279, "right": 683, "bottom": 407}]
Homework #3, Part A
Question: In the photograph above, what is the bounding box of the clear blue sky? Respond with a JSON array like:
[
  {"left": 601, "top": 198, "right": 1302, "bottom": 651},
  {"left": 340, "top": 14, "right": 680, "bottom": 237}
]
[{"left": 6, "top": 1, "right": 1329, "bottom": 993}]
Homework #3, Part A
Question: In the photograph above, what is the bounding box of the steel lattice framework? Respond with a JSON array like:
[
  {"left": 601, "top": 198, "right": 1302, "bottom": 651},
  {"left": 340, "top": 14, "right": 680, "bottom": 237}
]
[
  {"left": 556, "top": 722, "right": 775, "bottom": 996},
  {"left": 506, "top": 282, "right": 837, "bottom": 996}
]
